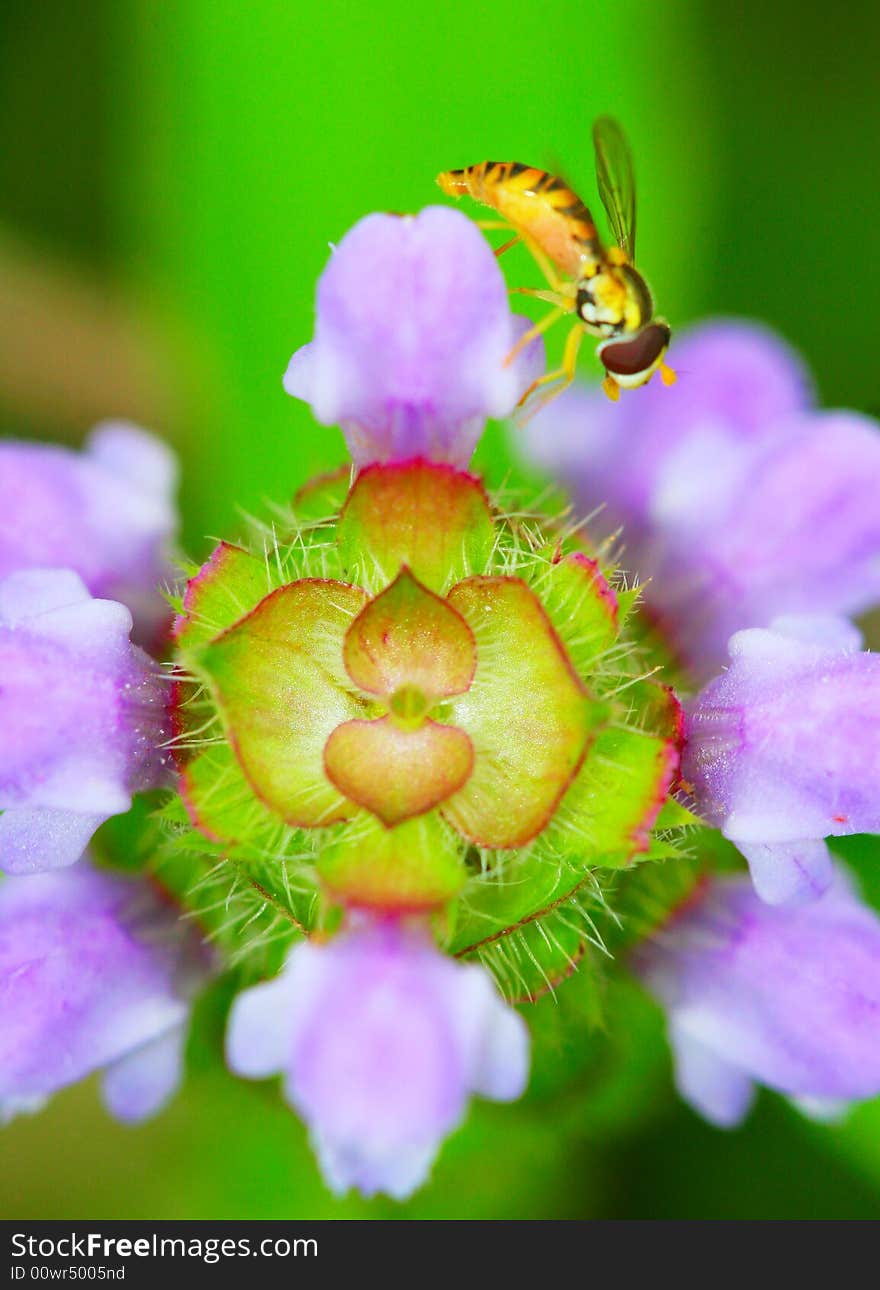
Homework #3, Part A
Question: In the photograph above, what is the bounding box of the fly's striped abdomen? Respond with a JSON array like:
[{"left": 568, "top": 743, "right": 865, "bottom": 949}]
[{"left": 437, "top": 161, "right": 601, "bottom": 278}]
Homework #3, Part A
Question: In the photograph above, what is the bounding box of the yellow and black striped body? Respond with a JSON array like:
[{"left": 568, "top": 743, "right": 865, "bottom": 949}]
[
  {"left": 437, "top": 146, "right": 674, "bottom": 402},
  {"left": 437, "top": 162, "right": 601, "bottom": 279}
]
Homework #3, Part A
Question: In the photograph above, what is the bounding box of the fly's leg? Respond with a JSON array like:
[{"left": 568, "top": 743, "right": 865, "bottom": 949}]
[
  {"left": 510, "top": 285, "right": 574, "bottom": 305},
  {"left": 515, "top": 323, "right": 585, "bottom": 421},
  {"left": 475, "top": 220, "right": 524, "bottom": 260},
  {"left": 602, "top": 360, "right": 676, "bottom": 402},
  {"left": 494, "top": 235, "right": 521, "bottom": 257},
  {"left": 601, "top": 374, "right": 621, "bottom": 402},
  {"left": 502, "top": 302, "right": 570, "bottom": 369},
  {"left": 477, "top": 219, "right": 574, "bottom": 296}
]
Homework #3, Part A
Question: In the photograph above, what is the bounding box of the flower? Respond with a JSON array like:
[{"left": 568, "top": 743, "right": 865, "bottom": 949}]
[
  {"left": 682, "top": 615, "right": 880, "bottom": 905},
  {"left": 0, "top": 862, "right": 209, "bottom": 1122},
  {"left": 226, "top": 916, "right": 529, "bottom": 1199},
  {"left": 284, "top": 207, "right": 543, "bottom": 467},
  {"left": 0, "top": 421, "right": 178, "bottom": 646},
  {"left": 635, "top": 871, "right": 880, "bottom": 1127},
  {"left": 519, "top": 321, "right": 880, "bottom": 678},
  {"left": 0, "top": 569, "right": 171, "bottom": 874},
  {"left": 176, "top": 459, "right": 678, "bottom": 915}
]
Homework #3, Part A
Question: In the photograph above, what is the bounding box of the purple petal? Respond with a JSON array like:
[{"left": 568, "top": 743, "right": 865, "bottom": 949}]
[
  {"left": 313, "top": 1133, "right": 437, "bottom": 1204},
  {"left": 226, "top": 971, "right": 300, "bottom": 1079},
  {"left": 0, "top": 808, "right": 106, "bottom": 875},
  {"left": 1, "top": 1094, "right": 48, "bottom": 1126},
  {"left": 0, "top": 864, "right": 207, "bottom": 1114},
  {"left": 517, "top": 320, "right": 880, "bottom": 678},
  {"left": 769, "top": 614, "right": 864, "bottom": 652},
  {"left": 520, "top": 320, "right": 810, "bottom": 537},
  {"left": 651, "top": 320, "right": 812, "bottom": 431},
  {"left": 791, "top": 1095, "right": 849, "bottom": 1123},
  {"left": 737, "top": 840, "right": 834, "bottom": 907},
  {"left": 668, "top": 1022, "right": 756, "bottom": 1128},
  {"left": 226, "top": 917, "right": 530, "bottom": 1199},
  {"left": 102, "top": 1024, "right": 186, "bottom": 1123},
  {"left": 0, "top": 566, "right": 106, "bottom": 624},
  {"left": 284, "top": 208, "right": 543, "bottom": 468},
  {"left": 683, "top": 618, "right": 880, "bottom": 902},
  {"left": 0, "top": 570, "right": 172, "bottom": 874},
  {"left": 679, "top": 411, "right": 880, "bottom": 666},
  {"left": 0, "top": 423, "right": 177, "bottom": 646},
  {"left": 88, "top": 421, "right": 177, "bottom": 497},
  {"left": 637, "top": 872, "right": 880, "bottom": 1115},
  {"left": 443, "top": 963, "right": 530, "bottom": 1102}
]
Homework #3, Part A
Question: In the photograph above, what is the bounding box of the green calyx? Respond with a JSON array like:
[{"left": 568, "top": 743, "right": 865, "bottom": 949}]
[{"left": 168, "top": 457, "right": 693, "bottom": 999}]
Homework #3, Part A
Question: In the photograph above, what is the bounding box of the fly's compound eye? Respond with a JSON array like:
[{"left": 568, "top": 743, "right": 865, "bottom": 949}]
[{"left": 599, "top": 321, "right": 671, "bottom": 380}]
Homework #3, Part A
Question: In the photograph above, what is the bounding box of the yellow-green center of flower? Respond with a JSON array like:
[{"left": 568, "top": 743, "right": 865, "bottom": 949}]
[{"left": 389, "top": 684, "right": 430, "bottom": 729}]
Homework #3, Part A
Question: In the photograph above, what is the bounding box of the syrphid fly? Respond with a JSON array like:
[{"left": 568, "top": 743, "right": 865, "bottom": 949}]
[{"left": 437, "top": 117, "right": 674, "bottom": 411}]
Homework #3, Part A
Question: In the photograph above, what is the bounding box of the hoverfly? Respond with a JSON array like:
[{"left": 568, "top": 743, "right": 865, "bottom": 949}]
[{"left": 437, "top": 117, "right": 674, "bottom": 410}]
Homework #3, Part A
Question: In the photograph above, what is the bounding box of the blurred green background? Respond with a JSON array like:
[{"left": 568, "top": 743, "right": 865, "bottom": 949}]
[{"left": 3, "top": 0, "right": 880, "bottom": 1219}]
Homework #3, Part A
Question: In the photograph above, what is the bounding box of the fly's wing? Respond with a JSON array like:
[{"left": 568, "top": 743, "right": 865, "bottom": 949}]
[{"left": 592, "top": 116, "right": 637, "bottom": 262}]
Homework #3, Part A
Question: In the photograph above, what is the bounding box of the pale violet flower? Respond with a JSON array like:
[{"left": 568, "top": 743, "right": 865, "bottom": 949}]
[
  {"left": 0, "top": 863, "right": 210, "bottom": 1122},
  {"left": 227, "top": 917, "right": 529, "bottom": 1199},
  {"left": 635, "top": 871, "right": 880, "bottom": 1126},
  {"left": 0, "top": 569, "right": 171, "bottom": 874},
  {"left": 683, "top": 616, "right": 880, "bottom": 905},
  {"left": 519, "top": 321, "right": 880, "bottom": 678},
  {"left": 0, "top": 422, "right": 178, "bottom": 646},
  {"left": 284, "top": 207, "right": 543, "bottom": 467}
]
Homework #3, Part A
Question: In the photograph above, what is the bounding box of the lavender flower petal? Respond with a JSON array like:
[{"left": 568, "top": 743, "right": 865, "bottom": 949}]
[
  {"left": 1, "top": 1095, "right": 48, "bottom": 1126},
  {"left": 636, "top": 872, "right": 880, "bottom": 1124},
  {"left": 0, "top": 864, "right": 207, "bottom": 1121},
  {"left": 0, "top": 422, "right": 177, "bottom": 644},
  {"left": 519, "top": 320, "right": 880, "bottom": 677},
  {"left": 0, "top": 809, "right": 107, "bottom": 877},
  {"left": 227, "top": 917, "right": 529, "bottom": 1199},
  {"left": 679, "top": 411, "right": 880, "bottom": 667},
  {"left": 223, "top": 971, "right": 297, "bottom": 1079},
  {"left": 102, "top": 1026, "right": 188, "bottom": 1123},
  {"left": 735, "top": 840, "right": 834, "bottom": 906},
  {"left": 668, "top": 1022, "right": 756, "bottom": 1128},
  {"left": 0, "top": 569, "right": 171, "bottom": 874},
  {"left": 285, "top": 208, "right": 543, "bottom": 467},
  {"left": 683, "top": 616, "right": 880, "bottom": 903},
  {"left": 521, "top": 321, "right": 810, "bottom": 540}
]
